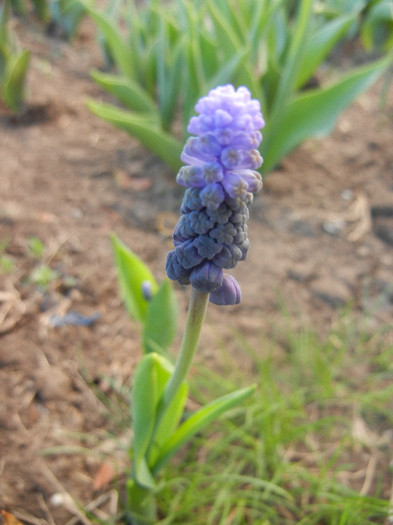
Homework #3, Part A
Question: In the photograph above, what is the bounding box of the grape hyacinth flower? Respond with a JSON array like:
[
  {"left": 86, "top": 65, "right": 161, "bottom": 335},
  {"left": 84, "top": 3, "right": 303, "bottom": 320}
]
[{"left": 166, "top": 85, "right": 264, "bottom": 305}]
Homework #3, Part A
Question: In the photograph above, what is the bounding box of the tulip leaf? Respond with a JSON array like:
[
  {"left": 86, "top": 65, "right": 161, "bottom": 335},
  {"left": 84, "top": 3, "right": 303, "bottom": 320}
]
[
  {"left": 295, "top": 14, "right": 356, "bottom": 89},
  {"left": 2, "top": 49, "right": 30, "bottom": 113},
  {"left": 79, "top": 0, "right": 134, "bottom": 78},
  {"left": 87, "top": 99, "right": 182, "bottom": 172},
  {"left": 90, "top": 70, "right": 156, "bottom": 114},
  {"left": 262, "top": 55, "right": 392, "bottom": 172}
]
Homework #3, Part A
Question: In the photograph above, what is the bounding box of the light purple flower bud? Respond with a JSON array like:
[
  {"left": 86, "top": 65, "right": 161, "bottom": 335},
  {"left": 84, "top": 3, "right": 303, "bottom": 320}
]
[
  {"left": 176, "top": 166, "right": 205, "bottom": 187},
  {"left": 221, "top": 172, "right": 249, "bottom": 199},
  {"left": 237, "top": 170, "right": 263, "bottom": 194},
  {"left": 209, "top": 274, "right": 242, "bottom": 305},
  {"left": 141, "top": 281, "right": 153, "bottom": 301},
  {"left": 203, "top": 162, "right": 224, "bottom": 184}
]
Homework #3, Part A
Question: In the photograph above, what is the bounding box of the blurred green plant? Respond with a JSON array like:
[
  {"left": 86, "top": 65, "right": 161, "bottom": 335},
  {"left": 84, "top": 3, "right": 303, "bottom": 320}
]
[
  {"left": 0, "top": 0, "right": 30, "bottom": 113},
  {"left": 11, "top": 0, "right": 87, "bottom": 40},
  {"left": 82, "top": 0, "right": 392, "bottom": 173},
  {"left": 316, "top": 0, "right": 393, "bottom": 52},
  {"left": 48, "top": 0, "right": 86, "bottom": 40}
]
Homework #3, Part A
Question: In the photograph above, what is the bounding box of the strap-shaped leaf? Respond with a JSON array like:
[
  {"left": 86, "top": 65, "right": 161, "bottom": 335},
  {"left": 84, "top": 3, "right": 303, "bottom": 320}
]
[
  {"left": 262, "top": 54, "right": 392, "bottom": 172},
  {"left": 87, "top": 99, "right": 182, "bottom": 172},
  {"left": 2, "top": 50, "right": 30, "bottom": 113},
  {"left": 152, "top": 384, "right": 256, "bottom": 474},
  {"left": 295, "top": 14, "right": 356, "bottom": 89},
  {"left": 361, "top": 1, "right": 393, "bottom": 52},
  {"left": 132, "top": 353, "right": 188, "bottom": 485},
  {"left": 90, "top": 70, "right": 156, "bottom": 114},
  {"left": 142, "top": 280, "right": 178, "bottom": 355},
  {"left": 147, "top": 354, "right": 188, "bottom": 465},
  {"left": 131, "top": 354, "right": 159, "bottom": 487},
  {"left": 269, "top": 0, "right": 313, "bottom": 123},
  {"left": 79, "top": 0, "right": 134, "bottom": 79},
  {"left": 111, "top": 235, "right": 158, "bottom": 324}
]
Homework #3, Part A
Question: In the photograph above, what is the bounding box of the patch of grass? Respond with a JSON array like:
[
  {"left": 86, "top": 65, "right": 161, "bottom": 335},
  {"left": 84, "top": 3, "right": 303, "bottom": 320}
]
[{"left": 154, "top": 310, "right": 393, "bottom": 524}]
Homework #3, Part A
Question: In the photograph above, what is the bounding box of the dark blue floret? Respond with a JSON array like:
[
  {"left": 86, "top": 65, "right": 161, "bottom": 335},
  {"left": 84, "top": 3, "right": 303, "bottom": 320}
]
[
  {"left": 193, "top": 235, "right": 222, "bottom": 260},
  {"left": 206, "top": 203, "right": 232, "bottom": 224},
  {"left": 213, "top": 244, "right": 243, "bottom": 269},
  {"left": 190, "top": 262, "right": 223, "bottom": 292},
  {"left": 175, "top": 240, "right": 204, "bottom": 269},
  {"left": 209, "top": 223, "right": 237, "bottom": 245}
]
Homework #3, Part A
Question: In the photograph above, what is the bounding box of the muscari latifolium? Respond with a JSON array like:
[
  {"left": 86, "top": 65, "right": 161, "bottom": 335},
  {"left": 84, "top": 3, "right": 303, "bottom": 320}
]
[{"left": 123, "top": 85, "right": 264, "bottom": 524}]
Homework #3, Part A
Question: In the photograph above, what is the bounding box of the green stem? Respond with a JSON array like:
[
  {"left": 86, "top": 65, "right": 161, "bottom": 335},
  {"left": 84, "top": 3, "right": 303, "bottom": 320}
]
[
  {"left": 128, "top": 289, "right": 208, "bottom": 523},
  {"left": 159, "top": 288, "right": 209, "bottom": 417}
]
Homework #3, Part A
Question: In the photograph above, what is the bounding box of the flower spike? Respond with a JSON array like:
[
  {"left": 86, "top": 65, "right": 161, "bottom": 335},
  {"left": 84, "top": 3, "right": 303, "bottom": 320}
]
[{"left": 166, "top": 85, "right": 264, "bottom": 305}]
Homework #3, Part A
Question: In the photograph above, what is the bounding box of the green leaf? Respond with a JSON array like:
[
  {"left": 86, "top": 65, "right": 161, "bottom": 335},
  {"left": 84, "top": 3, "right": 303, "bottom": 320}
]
[
  {"left": 262, "top": 55, "right": 392, "bottom": 172},
  {"left": 111, "top": 235, "right": 158, "bottom": 324},
  {"left": 2, "top": 49, "right": 30, "bottom": 113},
  {"left": 87, "top": 99, "right": 182, "bottom": 172},
  {"left": 295, "top": 14, "right": 356, "bottom": 89},
  {"left": 131, "top": 352, "right": 188, "bottom": 486},
  {"left": 269, "top": 0, "right": 313, "bottom": 122},
  {"left": 147, "top": 354, "right": 188, "bottom": 466},
  {"left": 131, "top": 353, "right": 159, "bottom": 488},
  {"left": 90, "top": 70, "right": 156, "bottom": 113},
  {"left": 143, "top": 280, "right": 178, "bottom": 354},
  {"left": 206, "top": 0, "right": 242, "bottom": 59},
  {"left": 32, "top": 0, "right": 50, "bottom": 22},
  {"left": 361, "top": 1, "right": 393, "bottom": 52},
  {"left": 152, "top": 384, "right": 256, "bottom": 474},
  {"left": 79, "top": 0, "right": 134, "bottom": 78}
]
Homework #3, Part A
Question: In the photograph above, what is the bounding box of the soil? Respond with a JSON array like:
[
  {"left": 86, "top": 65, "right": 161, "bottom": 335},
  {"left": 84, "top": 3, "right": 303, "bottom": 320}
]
[{"left": 1, "top": 14, "right": 393, "bottom": 525}]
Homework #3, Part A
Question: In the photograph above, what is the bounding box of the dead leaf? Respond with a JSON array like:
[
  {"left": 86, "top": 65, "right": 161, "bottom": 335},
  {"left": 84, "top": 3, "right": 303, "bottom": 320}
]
[
  {"left": 1, "top": 510, "right": 24, "bottom": 525},
  {"left": 93, "top": 462, "right": 115, "bottom": 491}
]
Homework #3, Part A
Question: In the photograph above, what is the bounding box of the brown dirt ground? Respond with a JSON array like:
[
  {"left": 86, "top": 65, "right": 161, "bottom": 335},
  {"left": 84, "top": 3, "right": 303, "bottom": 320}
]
[{"left": 1, "top": 14, "right": 393, "bottom": 525}]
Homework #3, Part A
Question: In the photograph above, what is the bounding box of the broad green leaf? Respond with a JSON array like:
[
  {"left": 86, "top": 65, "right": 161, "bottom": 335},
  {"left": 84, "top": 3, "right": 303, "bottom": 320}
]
[
  {"left": 87, "top": 99, "right": 182, "bottom": 172},
  {"left": 269, "top": 0, "right": 313, "bottom": 122},
  {"left": 90, "top": 70, "right": 156, "bottom": 114},
  {"left": 262, "top": 55, "right": 392, "bottom": 172},
  {"left": 111, "top": 235, "right": 158, "bottom": 324},
  {"left": 208, "top": 48, "right": 249, "bottom": 92},
  {"left": 32, "top": 0, "right": 50, "bottom": 22},
  {"left": 295, "top": 14, "right": 356, "bottom": 89},
  {"left": 142, "top": 280, "right": 178, "bottom": 355},
  {"left": 152, "top": 384, "right": 256, "bottom": 474},
  {"left": 79, "top": 0, "right": 134, "bottom": 78},
  {"left": 0, "top": 0, "right": 11, "bottom": 53},
  {"left": 361, "top": 1, "right": 393, "bottom": 52},
  {"left": 206, "top": 0, "right": 242, "bottom": 59},
  {"left": 2, "top": 49, "right": 30, "bottom": 113},
  {"left": 160, "top": 36, "right": 185, "bottom": 131}
]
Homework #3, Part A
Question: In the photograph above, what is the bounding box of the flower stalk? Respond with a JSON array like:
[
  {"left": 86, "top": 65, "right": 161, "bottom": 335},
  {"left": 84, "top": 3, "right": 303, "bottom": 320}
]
[{"left": 159, "top": 288, "right": 208, "bottom": 416}]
